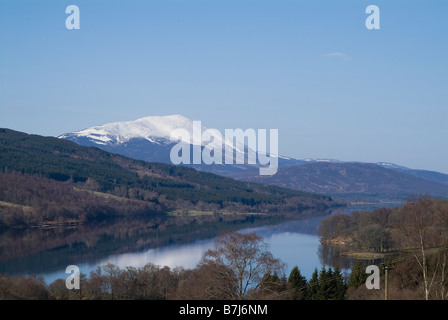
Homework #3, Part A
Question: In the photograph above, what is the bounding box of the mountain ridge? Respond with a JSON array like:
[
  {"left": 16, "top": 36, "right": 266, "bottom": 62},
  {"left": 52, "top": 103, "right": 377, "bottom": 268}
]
[
  {"left": 228, "top": 162, "right": 448, "bottom": 199},
  {"left": 59, "top": 115, "right": 448, "bottom": 192}
]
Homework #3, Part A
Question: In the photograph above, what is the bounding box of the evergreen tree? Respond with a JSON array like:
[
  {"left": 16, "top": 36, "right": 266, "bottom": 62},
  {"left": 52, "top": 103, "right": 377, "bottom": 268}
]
[
  {"left": 317, "top": 266, "right": 332, "bottom": 300},
  {"left": 262, "top": 271, "right": 280, "bottom": 289},
  {"left": 306, "top": 268, "right": 319, "bottom": 300},
  {"left": 309, "top": 266, "right": 347, "bottom": 300},
  {"left": 259, "top": 271, "right": 287, "bottom": 297},
  {"left": 288, "top": 266, "right": 307, "bottom": 300},
  {"left": 348, "top": 260, "right": 368, "bottom": 289},
  {"left": 331, "top": 267, "right": 347, "bottom": 300}
]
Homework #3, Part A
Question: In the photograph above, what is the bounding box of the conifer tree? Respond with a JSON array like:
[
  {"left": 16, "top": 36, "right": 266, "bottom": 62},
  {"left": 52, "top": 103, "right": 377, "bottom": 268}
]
[
  {"left": 309, "top": 266, "right": 348, "bottom": 300},
  {"left": 317, "top": 266, "right": 332, "bottom": 300},
  {"left": 331, "top": 267, "right": 347, "bottom": 300},
  {"left": 307, "top": 268, "right": 319, "bottom": 300},
  {"left": 348, "top": 260, "right": 368, "bottom": 289},
  {"left": 288, "top": 266, "right": 307, "bottom": 300}
]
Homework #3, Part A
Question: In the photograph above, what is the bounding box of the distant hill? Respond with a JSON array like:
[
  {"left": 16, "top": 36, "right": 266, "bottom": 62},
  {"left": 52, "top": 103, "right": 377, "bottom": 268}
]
[
  {"left": 0, "top": 128, "right": 338, "bottom": 227},
  {"left": 376, "top": 162, "right": 448, "bottom": 186},
  {"left": 229, "top": 162, "right": 448, "bottom": 200}
]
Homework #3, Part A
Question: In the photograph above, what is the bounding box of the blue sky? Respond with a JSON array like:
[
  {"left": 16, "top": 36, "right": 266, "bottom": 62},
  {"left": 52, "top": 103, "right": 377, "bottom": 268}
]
[{"left": 1, "top": 0, "right": 447, "bottom": 173}]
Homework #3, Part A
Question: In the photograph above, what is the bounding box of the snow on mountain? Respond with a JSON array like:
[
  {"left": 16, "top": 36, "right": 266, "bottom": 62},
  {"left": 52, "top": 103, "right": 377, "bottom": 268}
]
[
  {"left": 59, "top": 115, "right": 191, "bottom": 145},
  {"left": 376, "top": 162, "right": 411, "bottom": 171},
  {"left": 59, "top": 114, "right": 250, "bottom": 156},
  {"left": 295, "top": 158, "right": 344, "bottom": 163}
]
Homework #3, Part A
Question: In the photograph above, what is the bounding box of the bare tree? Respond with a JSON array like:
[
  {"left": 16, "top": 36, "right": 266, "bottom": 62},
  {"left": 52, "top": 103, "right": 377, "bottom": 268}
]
[
  {"left": 434, "top": 206, "right": 448, "bottom": 300},
  {"left": 318, "top": 213, "right": 351, "bottom": 241},
  {"left": 200, "top": 231, "right": 284, "bottom": 299},
  {"left": 401, "top": 197, "right": 437, "bottom": 300},
  {"left": 175, "top": 261, "right": 237, "bottom": 300}
]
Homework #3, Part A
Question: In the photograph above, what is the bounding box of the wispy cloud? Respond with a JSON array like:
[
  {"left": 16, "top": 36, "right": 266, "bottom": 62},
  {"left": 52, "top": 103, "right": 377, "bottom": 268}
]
[{"left": 322, "top": 52, "right": 352, "bottom": 62}]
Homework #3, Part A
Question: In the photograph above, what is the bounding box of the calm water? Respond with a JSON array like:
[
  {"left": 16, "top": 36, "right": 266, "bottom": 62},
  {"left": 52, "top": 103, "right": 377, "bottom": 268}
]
[
  {"left": 41, "top": 217, "right": 324, "bottom": 284},
  {"left": 1, "top": 203, "right": 401, "bottom": 284}
]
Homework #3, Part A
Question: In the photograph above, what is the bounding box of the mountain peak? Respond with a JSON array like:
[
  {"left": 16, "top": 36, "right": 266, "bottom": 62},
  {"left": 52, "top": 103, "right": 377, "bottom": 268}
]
[
  {"left": 137, "top": 114, "right": 192, "bottom": 126},
  {"left": 59, "top": 114, "right": 200, "bottom": 146}
]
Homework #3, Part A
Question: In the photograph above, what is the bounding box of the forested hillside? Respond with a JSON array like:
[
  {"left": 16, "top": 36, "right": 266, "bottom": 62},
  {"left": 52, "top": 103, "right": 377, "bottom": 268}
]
[{"left": 0, "top": 128, "right": 340, "bottom": 227}]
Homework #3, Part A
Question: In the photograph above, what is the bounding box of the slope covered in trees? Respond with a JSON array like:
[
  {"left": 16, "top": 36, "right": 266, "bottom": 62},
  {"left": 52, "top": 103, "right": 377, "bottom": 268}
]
[{"left": 0, "top": 128, "right": 341, "bottom": 226}]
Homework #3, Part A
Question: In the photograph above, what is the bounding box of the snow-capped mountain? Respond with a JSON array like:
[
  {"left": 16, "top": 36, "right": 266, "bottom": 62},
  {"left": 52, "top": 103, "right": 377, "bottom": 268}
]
[
  {"left": 59, "top": 114, "right": 218, "bottom": 147},
  {"left": 59, "top": 115, "right": 344, "bottom": 169},
  {"left": 59, "top": 115, "right": 448, "bottom": 189},
  {"left": 58, "top": 115, "right": 265, "bottom": 172}
]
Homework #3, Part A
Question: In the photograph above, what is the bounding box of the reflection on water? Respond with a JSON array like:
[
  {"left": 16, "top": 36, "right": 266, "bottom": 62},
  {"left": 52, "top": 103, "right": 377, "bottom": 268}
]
[
  {"left": 105, "top": 239, "right": 213, "bottom": 270},
  {"left": 0, "top": 203, "right": 402, "bottom": 284},
  {"left": 0, "top": 214, "right": 289, "bottom": 282},
  {"left": 41, "top": 218, "right": 327, "bottom": 284},
  {"left": 318, "top": 242, "right": 353, "bottom": 270},
  {"left": 265, "top": 232, "right": 323, "bottom": 278},
  {"left": 42, "top": 239, "right": 216, "bottom": 284}
]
